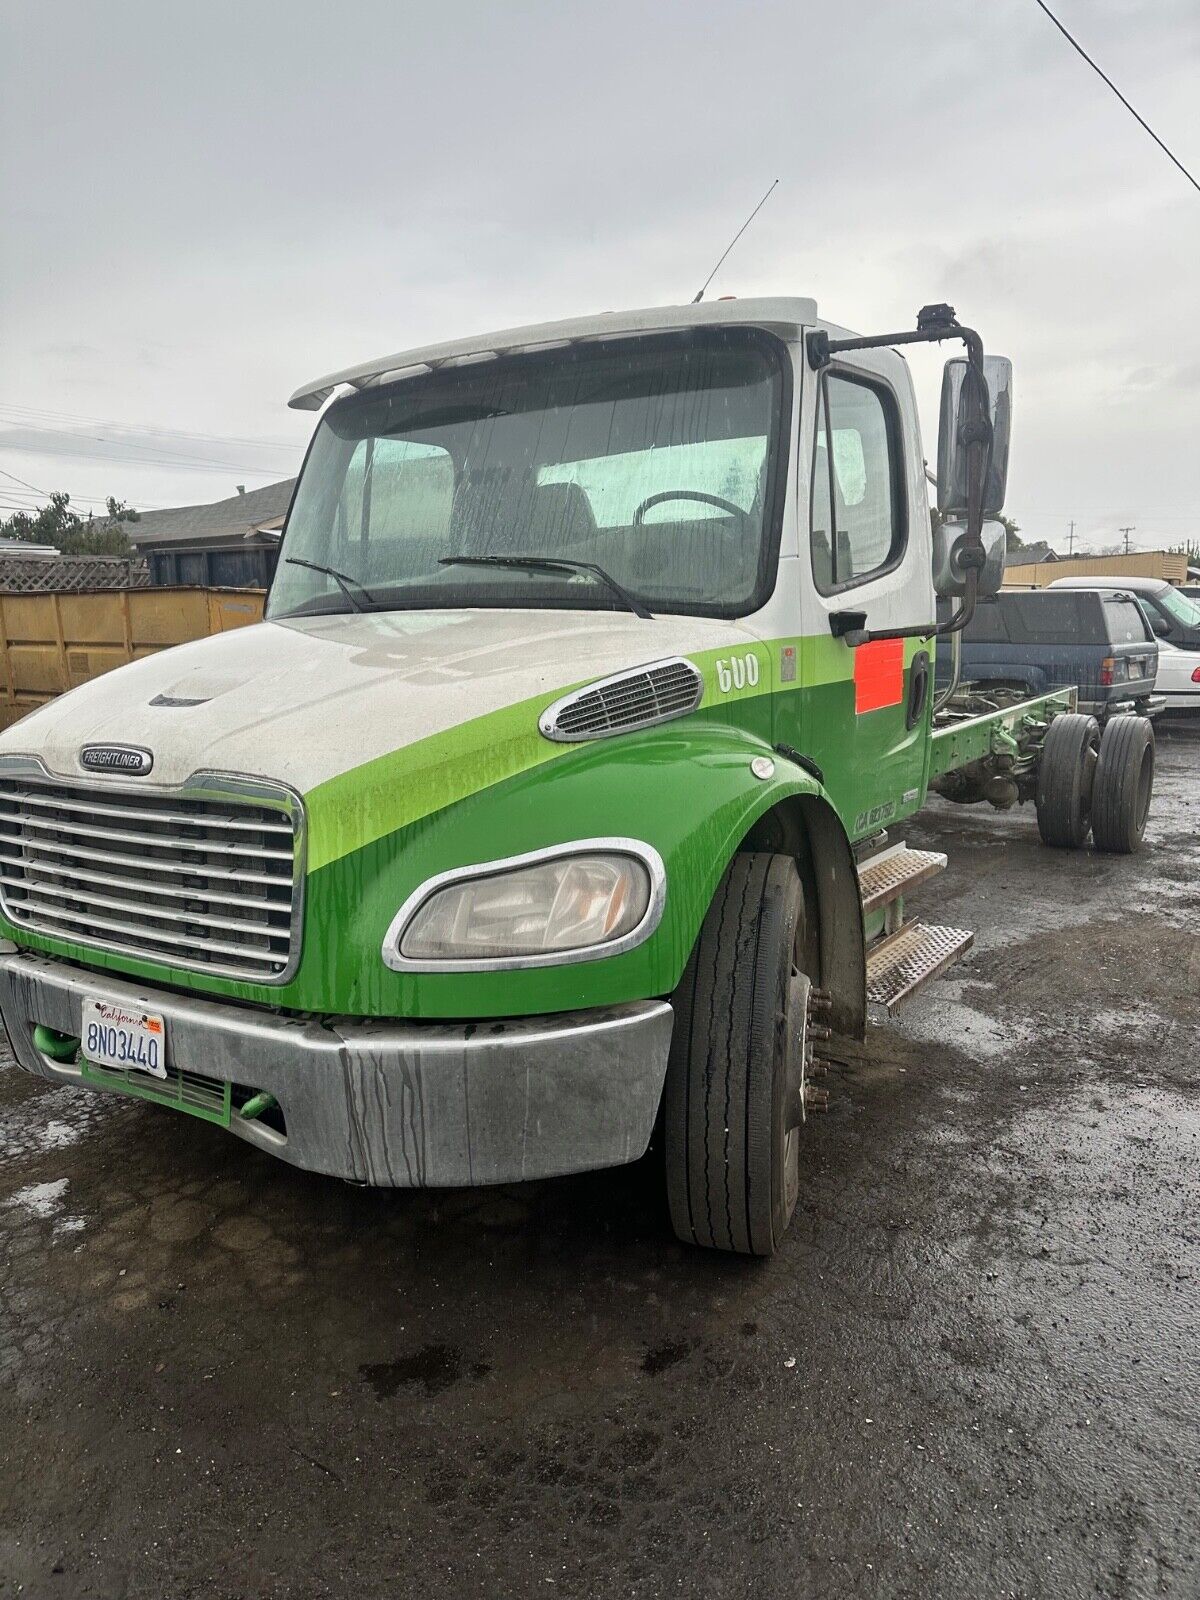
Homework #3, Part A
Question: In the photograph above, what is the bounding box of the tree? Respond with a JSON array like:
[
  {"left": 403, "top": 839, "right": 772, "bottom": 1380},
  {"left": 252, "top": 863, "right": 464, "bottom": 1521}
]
[
  {"left": 997, "top": 514, "right": 1023, "bottom": 555},
  {"left": 0, "top": 492, "right": 139, "bottom": 556}
]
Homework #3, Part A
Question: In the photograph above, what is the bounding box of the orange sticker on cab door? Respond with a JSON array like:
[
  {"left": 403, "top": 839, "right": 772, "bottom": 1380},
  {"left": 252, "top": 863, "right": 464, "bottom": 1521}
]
[{"left": 854, "top": 638, "right": 905, "bottom": 714}]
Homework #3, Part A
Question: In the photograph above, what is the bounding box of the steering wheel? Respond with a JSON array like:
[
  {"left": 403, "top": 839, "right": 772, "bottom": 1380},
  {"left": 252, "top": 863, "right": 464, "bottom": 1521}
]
[{"left": 632, "top": 490, "right": 747, "bottom": 530}]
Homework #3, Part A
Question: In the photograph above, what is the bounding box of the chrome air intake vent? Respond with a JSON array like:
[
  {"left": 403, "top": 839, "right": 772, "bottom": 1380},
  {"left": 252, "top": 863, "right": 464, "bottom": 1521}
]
[{"left": 539, "top": 657, "right": 704, "bottom": 743}]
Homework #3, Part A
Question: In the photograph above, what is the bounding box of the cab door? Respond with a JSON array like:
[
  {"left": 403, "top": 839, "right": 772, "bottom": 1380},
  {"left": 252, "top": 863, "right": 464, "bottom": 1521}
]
[{"left": 784, "top": 350, "right": 933, "bottom": 840}]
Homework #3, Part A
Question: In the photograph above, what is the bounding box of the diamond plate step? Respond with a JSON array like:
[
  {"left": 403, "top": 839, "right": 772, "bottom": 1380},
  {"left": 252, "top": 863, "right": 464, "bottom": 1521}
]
[
  {"left": 865, "top": 920, "right": 974, "bottom": 1012},
  {"left": 857, "top": 847, "right": 948, "bottom": 914}
]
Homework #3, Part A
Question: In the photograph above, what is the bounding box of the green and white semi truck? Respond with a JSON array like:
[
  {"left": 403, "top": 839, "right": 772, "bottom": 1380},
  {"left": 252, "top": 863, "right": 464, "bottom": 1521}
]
[{"left": 0, "top": 298, "right": 1154, "bottom": 1254}]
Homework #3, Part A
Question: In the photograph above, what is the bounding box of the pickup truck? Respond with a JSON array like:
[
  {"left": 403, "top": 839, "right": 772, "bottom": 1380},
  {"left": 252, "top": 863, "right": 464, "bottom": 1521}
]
[
  {"left": 949, "top": 587, "right": 1160, "bottom": 717},
  {"left": 1049, "top": 575, "right": 1200, "bottom": 652},
  {"left": 0, "top": 298, "right": 1156, "bottom": 1255}
]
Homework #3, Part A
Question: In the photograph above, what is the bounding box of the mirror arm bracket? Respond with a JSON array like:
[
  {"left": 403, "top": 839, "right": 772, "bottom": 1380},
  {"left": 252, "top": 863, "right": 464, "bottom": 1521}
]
[
  {"left": 934, "top": 571, "right": 980, "bottom": 639},
  {"left": 829, "top": 611, "right": 937, "bottom": 649},
  {"left": 806, "top": 307, "right": 984, "bottom": 373}
]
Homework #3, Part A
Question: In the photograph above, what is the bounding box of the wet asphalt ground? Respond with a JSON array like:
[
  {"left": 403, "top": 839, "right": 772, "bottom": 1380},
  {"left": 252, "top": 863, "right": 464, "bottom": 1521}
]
[{"left": 1, "top": 724, "right": 1197, "bottom": 1600}]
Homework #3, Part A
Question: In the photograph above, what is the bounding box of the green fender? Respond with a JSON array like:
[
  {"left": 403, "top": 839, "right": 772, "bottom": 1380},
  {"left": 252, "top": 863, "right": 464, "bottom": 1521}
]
[{"left": 296, "top": 723, "right": 866, "bottom": 1023}]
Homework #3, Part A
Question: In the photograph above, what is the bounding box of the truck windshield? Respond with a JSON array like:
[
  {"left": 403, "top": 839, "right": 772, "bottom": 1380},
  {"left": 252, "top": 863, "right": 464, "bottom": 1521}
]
[{"left": 268, "top": 329, "right": 787, "bottom": 621}]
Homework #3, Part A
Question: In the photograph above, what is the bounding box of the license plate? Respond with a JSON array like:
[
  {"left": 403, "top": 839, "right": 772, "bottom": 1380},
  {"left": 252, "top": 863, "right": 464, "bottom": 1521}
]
[{"left": 81, "top": 997, "right": 167, "bottom": 1079}]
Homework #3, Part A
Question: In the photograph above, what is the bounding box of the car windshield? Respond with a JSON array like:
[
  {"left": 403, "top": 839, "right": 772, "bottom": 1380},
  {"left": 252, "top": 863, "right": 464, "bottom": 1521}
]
[
  {"left": 268, "top": 330, "right": 787, "bottom": 621},
  {"left": 1157, "top": 585, "right": 1200, "bottom": 627}
]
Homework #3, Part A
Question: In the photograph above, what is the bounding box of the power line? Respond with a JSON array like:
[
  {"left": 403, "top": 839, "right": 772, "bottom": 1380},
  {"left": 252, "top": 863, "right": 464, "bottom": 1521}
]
[
  {"left": 0, "top": 433, "right": 288, "bottom": 476},
  {"left": 0, "top": 465, "right": 49, "bottom": 495},
  {"left": 0, "top": 483, "right": 149, "bottom": 510},
  {"left": 1031, "top": 0, "right": 1200, "bottom": 196},
  {"left": 0, "top": 400, "right": 301, "bottom": 454},
  {"left": 0, "top": 419, "right": 292, "bottom": 472},
  {"left": 1019, "top": 505, "right": 1197, "bottom": 519}
]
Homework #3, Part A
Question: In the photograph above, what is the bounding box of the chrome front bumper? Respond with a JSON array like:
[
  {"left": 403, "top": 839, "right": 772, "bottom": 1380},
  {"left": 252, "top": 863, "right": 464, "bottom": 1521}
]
[{"left": 0, "top": 947, "right": 674, "bottom": 1187}]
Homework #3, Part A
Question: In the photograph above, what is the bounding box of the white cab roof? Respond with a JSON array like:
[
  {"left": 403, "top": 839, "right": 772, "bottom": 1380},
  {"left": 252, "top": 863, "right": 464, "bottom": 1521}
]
[{"left": 287, "top": 296, "right": 821, "bottom": 411}]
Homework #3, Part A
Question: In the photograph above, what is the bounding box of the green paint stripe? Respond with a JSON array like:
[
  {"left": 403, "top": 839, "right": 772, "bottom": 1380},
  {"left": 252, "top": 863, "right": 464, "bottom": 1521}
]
[
  {"left": 797, "top": 630, "right": 930, "bottom": 685},
  {"left": 304, "top": 640, "right": 776, "bottom": 871},
  {"left": 305, "top": 685, "right": 570, "bottom": 871},
  {"left": 302, "top": 630, "right": 931, "bottom": 870}
]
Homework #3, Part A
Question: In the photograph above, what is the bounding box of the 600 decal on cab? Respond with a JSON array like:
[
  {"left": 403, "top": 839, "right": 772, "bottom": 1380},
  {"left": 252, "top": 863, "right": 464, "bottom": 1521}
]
[{"left": 714, "top": 653, "right": 761, "bottom": 694}]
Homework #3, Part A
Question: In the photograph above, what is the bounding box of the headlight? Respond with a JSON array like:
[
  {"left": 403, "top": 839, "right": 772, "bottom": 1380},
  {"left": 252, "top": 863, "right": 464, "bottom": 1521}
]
[{"left": 382, "top": 839, "right": 666, "bottom": 972}]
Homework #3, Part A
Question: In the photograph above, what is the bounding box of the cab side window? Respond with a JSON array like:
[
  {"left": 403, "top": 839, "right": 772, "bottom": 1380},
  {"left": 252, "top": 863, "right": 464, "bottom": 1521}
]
[{"left": 811, "top": 372, "right": 906, "bottom": 593}]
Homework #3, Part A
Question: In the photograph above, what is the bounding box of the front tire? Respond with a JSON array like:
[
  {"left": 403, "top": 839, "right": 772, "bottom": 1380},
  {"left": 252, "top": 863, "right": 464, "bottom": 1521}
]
[{"left": 664, "top": 853, "right": 812, "bottom": 1256}]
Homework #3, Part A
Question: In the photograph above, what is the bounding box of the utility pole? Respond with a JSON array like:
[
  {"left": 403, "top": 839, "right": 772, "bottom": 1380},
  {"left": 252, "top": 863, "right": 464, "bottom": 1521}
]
[
  {"left": 1068, "top": 520, "right": 1076, "bottom": 555},
  {"left": 1119, "top": 525, "right": 1135, "bottom": 555}
]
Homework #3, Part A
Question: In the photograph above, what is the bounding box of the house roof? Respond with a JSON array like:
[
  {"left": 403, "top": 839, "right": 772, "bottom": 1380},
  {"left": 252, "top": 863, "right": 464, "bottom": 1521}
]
[
  {"left": 1012, "top": 541, "right": 1057, "bottom": 564},
  {"left": 128, "top": 479, "right": 295, "bottom": 550}
]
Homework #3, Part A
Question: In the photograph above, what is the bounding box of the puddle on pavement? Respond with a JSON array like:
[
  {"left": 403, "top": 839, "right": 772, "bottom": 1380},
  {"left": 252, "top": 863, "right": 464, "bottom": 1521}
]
[
  {"left": 7, "top": 1176, "right": 70, "bottom": 1219},
  {"left": 888, "top": 978, "right": 1038, "bottom": 1061},
  {"left": 0, "top": 1075, "right": 119, "bottom": 1162},
  {"left": 361, "top": 1343, "right": 492, "bottom": 1399}
]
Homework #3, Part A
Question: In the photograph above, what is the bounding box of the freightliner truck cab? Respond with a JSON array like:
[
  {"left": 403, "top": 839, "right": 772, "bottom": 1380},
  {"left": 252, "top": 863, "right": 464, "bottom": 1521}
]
[{"left": 0, "top": 298, "right": 1152, "bottom": 1254}]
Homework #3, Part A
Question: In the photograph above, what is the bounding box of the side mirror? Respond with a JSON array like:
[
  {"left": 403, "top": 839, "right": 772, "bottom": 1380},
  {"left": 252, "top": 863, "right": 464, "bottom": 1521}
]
[
  {"left": 933, "top": 517, "right": 1007, "bottom": 599},
  {"left": 1149, "top": 611, "right": 1171, "bottom": 638},
  {"left": 937, "top": 355, "right": 1012, "bottom": 518}
]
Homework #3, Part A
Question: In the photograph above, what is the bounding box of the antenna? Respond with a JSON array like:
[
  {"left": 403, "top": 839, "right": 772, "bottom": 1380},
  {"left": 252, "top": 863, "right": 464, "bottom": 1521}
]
[{"left": 692, "top": 179, "right": 780, "bottom": 304}]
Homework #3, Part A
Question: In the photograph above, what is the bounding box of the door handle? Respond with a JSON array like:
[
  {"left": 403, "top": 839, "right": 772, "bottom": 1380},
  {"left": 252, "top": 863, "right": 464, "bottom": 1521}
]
[{"left": 906, "top": 650, "right": 931, "bottom": 730}]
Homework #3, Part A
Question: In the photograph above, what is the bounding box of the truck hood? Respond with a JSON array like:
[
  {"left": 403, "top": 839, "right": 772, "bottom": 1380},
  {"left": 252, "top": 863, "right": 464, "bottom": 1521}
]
[{"left": 0, "top": 609, "right": 765, "bottom": 793}]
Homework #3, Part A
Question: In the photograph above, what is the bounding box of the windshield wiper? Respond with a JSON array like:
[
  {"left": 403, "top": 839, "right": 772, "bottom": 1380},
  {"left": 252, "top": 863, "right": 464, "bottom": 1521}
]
[
  {"left": 438, "top": 554, "right": 653, "bottom": 620},
  {"left": 284, "top": 556, "right": 377, "bottom": 612}
]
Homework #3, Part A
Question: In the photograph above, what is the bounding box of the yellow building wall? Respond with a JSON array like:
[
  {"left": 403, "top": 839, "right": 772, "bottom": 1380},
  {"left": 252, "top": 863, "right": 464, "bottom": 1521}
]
[{"left": 1004, "top": 551, "right": 1190, "bottom": 589}]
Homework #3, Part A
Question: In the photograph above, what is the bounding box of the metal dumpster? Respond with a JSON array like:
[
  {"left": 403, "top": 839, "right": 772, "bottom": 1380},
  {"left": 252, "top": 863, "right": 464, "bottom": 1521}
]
[{"left": 0, "top": 587, "right": 265, "bottom": 730}]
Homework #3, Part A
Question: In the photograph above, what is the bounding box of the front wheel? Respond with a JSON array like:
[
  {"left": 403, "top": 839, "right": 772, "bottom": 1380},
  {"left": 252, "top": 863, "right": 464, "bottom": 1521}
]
[{"left": 663, "top": 853, "right": 816, "bottom": 1256}]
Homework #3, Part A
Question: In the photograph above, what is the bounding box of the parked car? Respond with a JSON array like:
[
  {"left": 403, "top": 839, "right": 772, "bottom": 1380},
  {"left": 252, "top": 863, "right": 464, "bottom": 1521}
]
[
  {"left": 1154, "top": 639, "right": 1200, "bottom": 712},
  {"left": 946, "top": 587, "right": 1159, "bottom": 717},
  {"left": 1179, "top": 584, "right": 1200, "bottom": 604},
  {"left": 1048, "top": 575, "right": 1200, "bottom": 651}
]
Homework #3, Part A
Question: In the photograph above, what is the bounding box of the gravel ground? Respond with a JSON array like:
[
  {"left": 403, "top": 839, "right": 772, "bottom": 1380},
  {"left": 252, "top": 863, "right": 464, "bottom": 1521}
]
[{"left": 1, "top": 723, "right": 1197, "bottom": 1600}]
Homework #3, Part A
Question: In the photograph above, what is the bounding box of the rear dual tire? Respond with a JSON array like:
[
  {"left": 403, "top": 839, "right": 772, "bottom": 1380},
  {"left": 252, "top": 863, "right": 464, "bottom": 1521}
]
[
  {"left": 1036, "top": 712, "right": 1100, "bottom": 848},
  {"left": 1035, "top": 711, "right": 1154, "bottom": 853},
  {"left": 1091, "top": 715, "right": 1154, "bottom": 853}
]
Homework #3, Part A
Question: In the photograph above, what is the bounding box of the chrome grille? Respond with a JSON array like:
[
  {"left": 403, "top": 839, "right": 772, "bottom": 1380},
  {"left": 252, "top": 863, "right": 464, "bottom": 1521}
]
[
  {"left": 539, "top": 657, "right": 704, "bottom": 743},
  {"left": 0, "top": 774, "right": 301, "bottom": 983}
]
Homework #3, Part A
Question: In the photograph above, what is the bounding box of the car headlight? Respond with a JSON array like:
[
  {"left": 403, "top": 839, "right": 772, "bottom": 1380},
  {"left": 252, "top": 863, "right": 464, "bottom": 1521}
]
[{"left": 382, "top": 838, "right": 666, "bottom": 972}]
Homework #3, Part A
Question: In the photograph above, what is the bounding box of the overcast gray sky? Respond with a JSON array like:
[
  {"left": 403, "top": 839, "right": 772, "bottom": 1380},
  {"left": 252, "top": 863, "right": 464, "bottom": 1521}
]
[{"left": 2, "top": 0, "right": 1198, "bottom": 552}]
